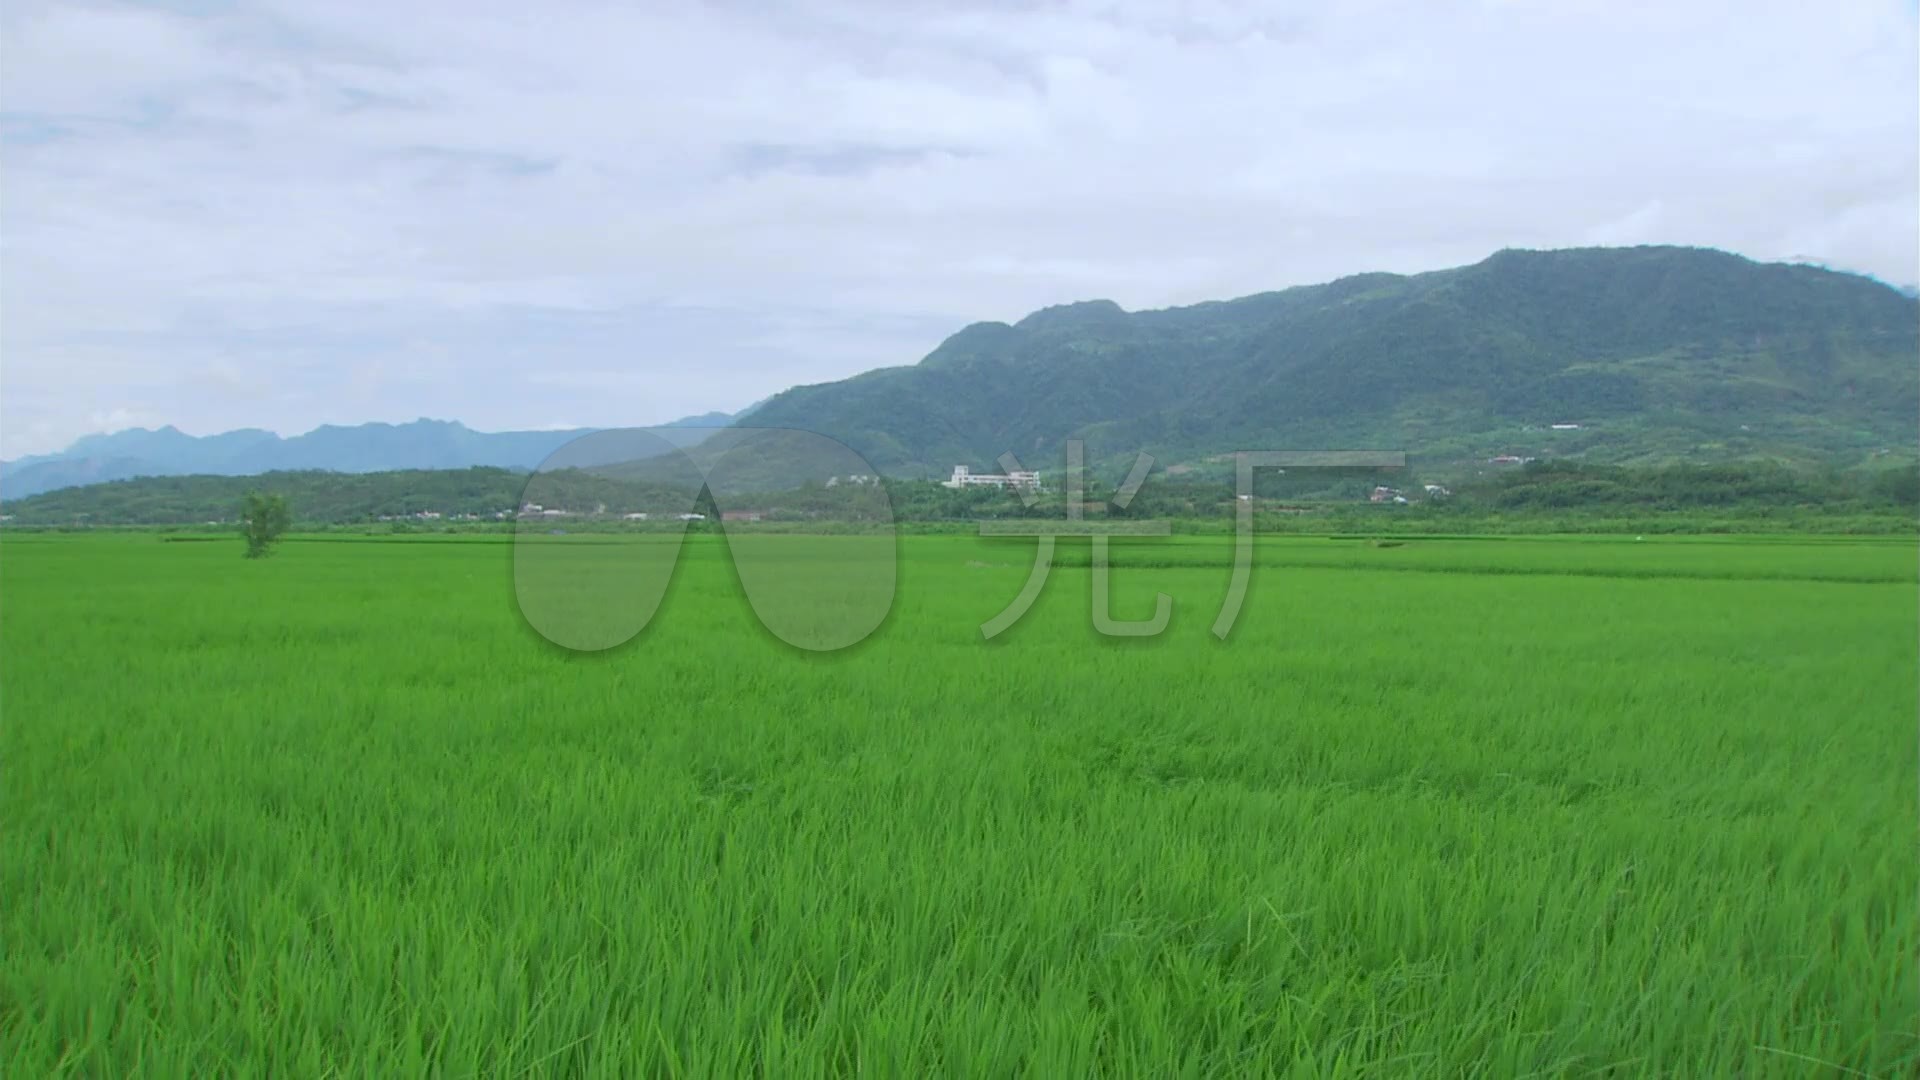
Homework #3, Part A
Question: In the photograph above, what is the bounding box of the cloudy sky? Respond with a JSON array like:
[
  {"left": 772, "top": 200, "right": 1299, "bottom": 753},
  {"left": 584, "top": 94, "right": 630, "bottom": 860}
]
[{"left": 2, "top": 0, "right": 1915, "bottom": 457}]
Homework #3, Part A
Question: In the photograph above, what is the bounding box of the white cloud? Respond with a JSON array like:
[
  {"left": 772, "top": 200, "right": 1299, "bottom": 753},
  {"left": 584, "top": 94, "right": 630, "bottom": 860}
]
[{"left": 1, "top": 0, "right": 1914, "bottom": 456}]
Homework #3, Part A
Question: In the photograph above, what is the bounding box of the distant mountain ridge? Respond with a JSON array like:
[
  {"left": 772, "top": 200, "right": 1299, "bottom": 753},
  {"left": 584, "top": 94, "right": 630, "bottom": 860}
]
[
  {"left": 0, "top": 409, "right": 756, "bottom": 499},
  {"left": 721, "top": 245, "right": 1918, "bottom": 483},
  {"left": 8, "top": 246, "right": 1915, "bottom": 500}
]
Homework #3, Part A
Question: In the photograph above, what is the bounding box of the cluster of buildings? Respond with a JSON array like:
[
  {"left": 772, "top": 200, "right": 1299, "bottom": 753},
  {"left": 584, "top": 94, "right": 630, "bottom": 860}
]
[
  {"left": 375, "top": 509, "right": 497, "bottom": 522},
  {"left": 609, "top": 507, "right": 773, "bottom": 523},
  {"left": 626, "top": 509, "right": 765, "bottom": 521},
  {"left": 1369, "top": 484, "right": 1450, "bottom": 505},
  {"left": 349, "top": 444, "right": 1585, "bottom": 525},
  {"left": 941, "top": 465, "right": 1044, "bottom": 492}
]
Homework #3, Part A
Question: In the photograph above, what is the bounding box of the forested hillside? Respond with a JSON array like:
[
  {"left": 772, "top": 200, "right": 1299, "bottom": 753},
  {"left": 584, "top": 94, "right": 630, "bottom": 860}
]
[{"left": 734, "top": 246, "right": 1917, "bottom": 482}]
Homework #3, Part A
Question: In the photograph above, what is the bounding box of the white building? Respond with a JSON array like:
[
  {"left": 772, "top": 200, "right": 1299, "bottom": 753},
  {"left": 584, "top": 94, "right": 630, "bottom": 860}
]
[
  {"left": 623, "top": 512, "right": 649, "bottom": 521},
  {"left": 941, "top": 465, "right": 1043, "bottom": 492}
]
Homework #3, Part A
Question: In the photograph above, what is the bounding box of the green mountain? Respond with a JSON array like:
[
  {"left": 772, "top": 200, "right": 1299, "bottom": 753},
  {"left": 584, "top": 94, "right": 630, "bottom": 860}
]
[
  {"left": 723, "top": 246, "right": 1917, "bottom": 483},
  {"left": 10, "top": 246, "right": 1911, "bottom": 504}
]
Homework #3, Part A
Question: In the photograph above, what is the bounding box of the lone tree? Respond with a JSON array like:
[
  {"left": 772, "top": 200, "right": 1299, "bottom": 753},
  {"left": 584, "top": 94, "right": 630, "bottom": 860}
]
[{"left": 240, "top": 491, "right": 291, "bottom": 558}]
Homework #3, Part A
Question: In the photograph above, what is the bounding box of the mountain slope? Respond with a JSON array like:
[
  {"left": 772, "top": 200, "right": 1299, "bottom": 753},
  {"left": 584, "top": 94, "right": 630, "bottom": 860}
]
[
  {"left": 736, "top": 246, "right": 1918, "bottom": 482},
  {"left": 0, "top": 409, "right": 750, "bottom": 498}
]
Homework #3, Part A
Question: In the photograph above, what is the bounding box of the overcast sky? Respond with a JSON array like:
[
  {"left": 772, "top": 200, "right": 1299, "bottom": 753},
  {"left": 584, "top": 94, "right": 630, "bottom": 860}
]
[{"left": 1, "top": 0, "right": 1915, "bottom": 457}]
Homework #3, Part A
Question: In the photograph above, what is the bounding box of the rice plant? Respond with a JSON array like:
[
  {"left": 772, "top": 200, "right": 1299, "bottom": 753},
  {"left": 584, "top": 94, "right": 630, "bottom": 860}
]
[{"left": 3, "top": 532, "right": 1913, "bottom": 1075}]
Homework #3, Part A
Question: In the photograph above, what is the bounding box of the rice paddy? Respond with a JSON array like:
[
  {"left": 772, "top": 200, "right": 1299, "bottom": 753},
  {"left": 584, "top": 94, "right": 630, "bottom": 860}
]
[{"left": 3, "top": 531, "right": 1915, "bottom": 1075}]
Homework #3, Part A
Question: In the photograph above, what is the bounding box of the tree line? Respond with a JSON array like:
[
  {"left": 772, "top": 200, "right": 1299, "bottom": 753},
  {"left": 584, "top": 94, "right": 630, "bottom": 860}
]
[{"left": 1, "top": 459, "right": 1913, "bottom": 529}]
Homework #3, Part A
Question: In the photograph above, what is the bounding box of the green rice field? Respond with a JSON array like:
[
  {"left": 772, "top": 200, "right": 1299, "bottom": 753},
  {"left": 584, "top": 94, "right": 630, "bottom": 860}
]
[{"left": 3, "top": 531, "right": 1916, "bottom": 1075}]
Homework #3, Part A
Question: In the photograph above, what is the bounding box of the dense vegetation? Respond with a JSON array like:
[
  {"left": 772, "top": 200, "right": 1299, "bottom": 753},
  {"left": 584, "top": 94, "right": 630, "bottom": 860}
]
[
  {"left": 4, "top": 532, "right": 1913, "bottom": 1073},
  {"left": 0, "top": 467, "right": 694, "bottom": 526},
  {"left": 1467, "top": 459, "right": 1920, "bottom": 510},
  {"left": 239, "top": 491, "right": 291, "bottom": 558},
  {"left": 730, "top": 246, "right": 1917, "bottom": 482},
  {"left": 5, "top": 459, "right": 1914, "bottom": 533}
]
